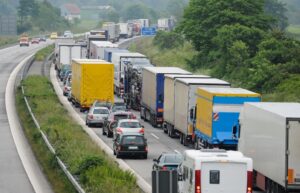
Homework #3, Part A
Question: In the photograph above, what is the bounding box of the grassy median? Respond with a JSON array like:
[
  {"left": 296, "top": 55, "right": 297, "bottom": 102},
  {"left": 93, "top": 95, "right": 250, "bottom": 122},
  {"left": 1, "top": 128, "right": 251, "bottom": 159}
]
[
  {"left": 35, "top": 45, "right": 54, "bottom": 61},
  {"left": 17, "top": 75, "right": 142, "bottom": 193}
]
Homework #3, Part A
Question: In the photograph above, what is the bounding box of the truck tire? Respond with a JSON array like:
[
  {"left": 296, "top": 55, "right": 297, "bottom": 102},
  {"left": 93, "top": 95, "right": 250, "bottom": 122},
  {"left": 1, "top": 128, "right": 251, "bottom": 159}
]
[
  {"left": 179, "top": 133, "right": 183, "bottom": 144},
  {"left": 183, "top": 134, "right": 188, "bottom": 146}
]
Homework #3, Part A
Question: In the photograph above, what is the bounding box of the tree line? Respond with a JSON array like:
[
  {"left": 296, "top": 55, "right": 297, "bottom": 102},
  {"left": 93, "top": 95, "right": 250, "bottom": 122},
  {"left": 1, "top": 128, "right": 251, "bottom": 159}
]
[{"left": 155, "top": 0, "right": 299, "bottom": 101}]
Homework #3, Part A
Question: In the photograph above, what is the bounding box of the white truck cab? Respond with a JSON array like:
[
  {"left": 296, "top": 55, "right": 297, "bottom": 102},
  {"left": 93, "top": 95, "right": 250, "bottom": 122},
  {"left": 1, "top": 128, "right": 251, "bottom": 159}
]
[{"left": 178, "top": 149, "right": 253, "bottom": 193}]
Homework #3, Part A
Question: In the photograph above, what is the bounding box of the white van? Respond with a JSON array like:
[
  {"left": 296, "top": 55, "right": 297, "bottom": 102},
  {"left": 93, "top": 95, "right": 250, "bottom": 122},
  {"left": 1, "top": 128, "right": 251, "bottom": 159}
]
[{"left": 178, "top": 149, "right": 253, "bottom": 193}]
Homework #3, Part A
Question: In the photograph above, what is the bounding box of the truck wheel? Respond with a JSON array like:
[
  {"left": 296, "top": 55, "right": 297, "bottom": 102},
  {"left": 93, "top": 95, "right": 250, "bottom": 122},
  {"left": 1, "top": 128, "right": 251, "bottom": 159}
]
[
  {"left": 183, "top": 134, "right": 187, "bottom": 146},
  {"left": 179, "top": 134, "right": 183, "bottom": 144}
]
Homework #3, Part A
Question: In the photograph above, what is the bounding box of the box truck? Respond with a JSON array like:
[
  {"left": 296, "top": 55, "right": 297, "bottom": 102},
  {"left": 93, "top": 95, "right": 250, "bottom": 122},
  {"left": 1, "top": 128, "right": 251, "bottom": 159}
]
[
  {"left": 140, "top": 67, "right": 191, "bottom": 127},
  {"left": 56, "top": 43, "right": 82, "bottom": 71},
  {"left": 71, "top": 59, "right": 114, "bottom": 111},
  {"left": 86, "top": 33, "right": 109, "bottom": 58},
  {"left": 195, "top": 87, "right": 261, "bottom": 149},
  {"left": 238, "top": 102, "right": 300, "bottom": 193},
  {"left": 111, "top": 52, "right": 150, "bottom": 97},
  {"left": 173, "top": 79, "right": 231, "bottom": 147},
  {"left": 178, "top": 149, "right": 253, "bottom": 193},
  {"left": 104, "top": 48, "right": 129, "bottom": 62},
  {"left": 119, "top": 23, "right": 129, "bottom": 38},
  {"left": 89, "top": 41, "right": 118, "bottom": 59},
  {"left": 163, "top": 75, "right": 211, "bottom": 135},
  {"left": 102, "top": 22, "right": 120, "bottom": 43}
]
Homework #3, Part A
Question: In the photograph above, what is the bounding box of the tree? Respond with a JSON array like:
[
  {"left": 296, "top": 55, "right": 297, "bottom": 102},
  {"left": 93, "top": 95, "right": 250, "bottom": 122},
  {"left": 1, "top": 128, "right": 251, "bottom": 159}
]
[
  {"left": 166, "top": 0, "right": 186, "bottom": 21},
  {"left": 123, "top": 4, "right": 148, "bottom": 20},
  {"left": 265, "top": 0, "right": 288, "bottom": 30},
  {"left": 18, "top": 0, "right": 39, "bottom": 26}
]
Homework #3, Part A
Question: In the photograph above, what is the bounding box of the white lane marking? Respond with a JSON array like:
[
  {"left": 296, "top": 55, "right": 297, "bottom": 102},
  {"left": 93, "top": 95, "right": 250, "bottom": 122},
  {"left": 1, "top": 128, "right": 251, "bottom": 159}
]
[
  {"left": 174, "top": 150, "right": 181, "bottom": 154},
  {"left": 151, "top": 133, "right": 159, "bottom": 139}
]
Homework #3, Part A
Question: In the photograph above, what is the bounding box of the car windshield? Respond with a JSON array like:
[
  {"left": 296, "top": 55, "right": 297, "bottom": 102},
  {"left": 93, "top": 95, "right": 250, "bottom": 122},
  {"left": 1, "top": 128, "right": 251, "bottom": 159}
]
[
  {"left": 119, "top": 121, "right": 140, "bottom": 128},
  {"left": 112, "top": 106, "right": 126, "bottom": 112},
  {"left": 164, "top": 155, "right": 183, "bottom": 163},
  {"left": 95, "top": 102, "right": 111, "bottom": 108},
  {"left": 93, "top": 109, "right": 109, "bottom": 114},
  {"left": 114, "top": 114, "right": 130, "bottom": 121},
  {"left": 122, "top": 136, "right": 144, "bottom": 145}
]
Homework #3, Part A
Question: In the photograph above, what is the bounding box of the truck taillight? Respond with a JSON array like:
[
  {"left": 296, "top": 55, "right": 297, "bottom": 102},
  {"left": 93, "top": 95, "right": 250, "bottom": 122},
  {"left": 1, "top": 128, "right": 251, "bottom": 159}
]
[
  {"left": 195, "top": 170, "right": 201, "bottom": 193},
  {"left": 247, "top": 171, "right": 253, "bottom": 193}
]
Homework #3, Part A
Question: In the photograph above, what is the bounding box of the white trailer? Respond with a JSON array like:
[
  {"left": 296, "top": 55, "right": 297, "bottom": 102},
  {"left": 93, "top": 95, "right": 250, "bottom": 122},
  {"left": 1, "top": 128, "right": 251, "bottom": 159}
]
[
  {"left": 111, "top": 52, "right": 148, "bottom": 96},
  {"left": 179, "top": 149, "right": 253, "bottom": 193},
  {"left": 57, "top": 43, "right": 82, "bottom": 71},
  {"left": 54, "top": 37, "right": 75, "bottom": 57},
  {"left": 238, "top": 102, "right": 300, "bottom": 193},
  {"left": 103, "top": 23, "right": 120, "bottom": 43},
  {"left": 119, "top": 23, "right": 129, "bottom": 38},
  {"left": 173, "top": 78, "right": 230, "bottom": 146},
  {"left": 89, "top": 41, "right": 118, "bottom": 60},
  {"left": 163, "top": 75, "right": 211, "bottom": 135}
]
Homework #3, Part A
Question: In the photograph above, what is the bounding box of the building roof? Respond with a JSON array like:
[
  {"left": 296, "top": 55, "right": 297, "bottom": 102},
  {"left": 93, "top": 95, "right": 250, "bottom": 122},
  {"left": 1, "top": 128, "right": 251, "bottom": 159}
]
[{"left": 63, "top": 4, "right": 80, "bottom": 15}]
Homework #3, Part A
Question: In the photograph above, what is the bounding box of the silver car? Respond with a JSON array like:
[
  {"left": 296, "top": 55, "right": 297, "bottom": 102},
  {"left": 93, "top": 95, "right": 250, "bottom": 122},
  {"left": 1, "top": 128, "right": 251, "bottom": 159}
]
[
  {"left": 113, "top": 119, "right": 144, "bottom": 137},
  {"left": 86, "top": 107, "right": 109, "bottom": 127}
]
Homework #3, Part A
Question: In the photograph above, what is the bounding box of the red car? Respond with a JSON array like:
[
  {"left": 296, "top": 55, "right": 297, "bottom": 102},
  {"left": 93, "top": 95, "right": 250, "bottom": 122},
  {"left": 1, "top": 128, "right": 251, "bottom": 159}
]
[
  {"left": 31, "top": 38, "right": 39, "bottom": 44},
  {"left": 102, "top": 111, "right": 136, "bottom": 137}
]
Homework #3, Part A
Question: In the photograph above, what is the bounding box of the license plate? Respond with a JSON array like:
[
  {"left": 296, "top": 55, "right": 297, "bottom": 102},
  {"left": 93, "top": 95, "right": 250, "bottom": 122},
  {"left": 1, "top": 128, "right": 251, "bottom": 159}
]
[{"left": 128, "top": 146, "right": 138, "bottom": 150}]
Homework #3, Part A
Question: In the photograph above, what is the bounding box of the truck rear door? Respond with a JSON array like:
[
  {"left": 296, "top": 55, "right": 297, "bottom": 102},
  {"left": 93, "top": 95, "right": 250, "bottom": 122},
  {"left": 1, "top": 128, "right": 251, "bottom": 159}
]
[
  {"left": 201, "top": 161, "right": 247, "bottom": 193},
  {"left": 288, "top": 120, "right": 300, "bottom": 186}
]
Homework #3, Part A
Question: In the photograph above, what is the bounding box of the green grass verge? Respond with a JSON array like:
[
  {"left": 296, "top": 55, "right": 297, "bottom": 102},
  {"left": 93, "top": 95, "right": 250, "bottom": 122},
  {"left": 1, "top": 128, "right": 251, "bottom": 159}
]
[
  {"left": 20, "top": 75, "right": 142, "bottom": 193},
  {"left": 16, "top": 86, "right": 77, "bottom": 193},
  {"left": 35, "top": 45, "right": 54, "bottom": 61},
  {"left": 0, "top": 36, "right": 18, "bottom": 47},
  {"left": 286, "top": 25, "right": 300, "bottom": 40}
]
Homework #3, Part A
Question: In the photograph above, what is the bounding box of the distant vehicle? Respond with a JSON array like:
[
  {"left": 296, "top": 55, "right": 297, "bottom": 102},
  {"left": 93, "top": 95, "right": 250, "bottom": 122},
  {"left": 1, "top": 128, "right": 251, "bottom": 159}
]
[
  {"left": 91, "top": 100, "right": 112, "bottom": 111},
  {"left": 178, "top": 149, "right": 253, "bottom": 193},
  {"left": 58, "top": 65, "right": 71, "bottom": 81},
  {"left": 19, "top": 34, "right": 29, "bottom": 47},
  {"left": 113, "top": 133, "right": 148, "bottom": 159},
  {"left": 152, "top": 153, "right": 183, "bottom": 171},
  {"left": 67, "top": 89, "right": 72, "bottom": 102},
  {"left": 56, "top": 44, "right": 82, "bottom": 72},
  {"left": 102, "top": 111, "right": 136, "bottom": 137},
  {"left": 111, "top": 102, "right": 127, "bottom": 113},
  {"left": 113, "top": 119, "right": 144, "bottom": 137},
  {"left": 85, "top": 106, "right": 110, "bottom": 127},
  {"left": 61, "top": 70, "right": 71, "bottom": 82},
  {"left": 31, "top": 38, "right": 40, "bottom": 44},
  {"left": 64, "top": 30, "right": 73, "bottom": 38},
  {"left": 63, "top": 73, "right": 72, "bottom": 85},
  {"left": 63, "top": 80, "right": 71, "bottom": 96},
  {"left": 39, "top": 36, "right": 47, "bottom": 42},
  {"left": 50, "top": 32, "right": 58, "bottom": 39}
]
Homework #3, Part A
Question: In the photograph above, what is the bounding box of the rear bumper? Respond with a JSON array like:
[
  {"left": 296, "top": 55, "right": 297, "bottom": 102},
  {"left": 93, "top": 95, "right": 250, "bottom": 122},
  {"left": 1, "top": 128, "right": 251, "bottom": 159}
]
[
  {"left": 118, "top": 151, "right": 147, "bottom": 156},
  {"left": 87, "top": 119, "right": 104, "bottom": 124}
]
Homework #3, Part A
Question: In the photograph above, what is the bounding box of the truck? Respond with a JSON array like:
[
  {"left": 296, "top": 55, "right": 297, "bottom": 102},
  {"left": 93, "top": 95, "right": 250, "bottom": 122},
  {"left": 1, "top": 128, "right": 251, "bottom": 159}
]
[
  {"left": 56, "top": 43, "right": 82, "bottom": 72},
  {"left": 71, "top": 59, "right": 114, "bottom": 111},
  {"left": 178, "top": 149, "right": 253, "bottom": 193},
  {"left": 194, "top": 87, "right": 261, "bottom": 150},
  {"left": 54, "top": 37, "right": 75, "bottom": 54},
  {"left": 102, "top": 22, "right": 120, "bottom": 43},
  {"left": 140, "top": 67, "right": 191, "bottom": 127},
  {"left": 119, "top": 23, "right": 129, "bottom": 39},
  {"left": 173, "top": 78, "right": 231, "bottom": 146},
  {"left": 164, "top": 76, "right": 221, "bottom": 135},
  {"left": 19, "top": 34, "right": 29, "bottom": 47},
  {"left": 111, "top": 52, "right": 149, "bottom": 97},
  {"left": 238, "top": 102, "right": 300, "bottom": 193},
  {"left": 103, "top": 48, "right": 129, "bottom": 62},
  {"left": 123, "top": 58, "right": 153, "bottom": 110},
  {"left": 86, "top": 33, "right": 109, "bottom": 58},
  {"left": 89, "top": 41, "right": 118, "bottom": 59},
  {"left": 157, "top": 18, "right": 175, "bottom": 31}
]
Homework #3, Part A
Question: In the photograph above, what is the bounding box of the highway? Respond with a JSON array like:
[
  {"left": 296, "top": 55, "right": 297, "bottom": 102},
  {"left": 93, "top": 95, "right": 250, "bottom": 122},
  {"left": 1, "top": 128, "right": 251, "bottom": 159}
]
[{"left": 0, "top": 42, "right": 53, "bottom": 193}]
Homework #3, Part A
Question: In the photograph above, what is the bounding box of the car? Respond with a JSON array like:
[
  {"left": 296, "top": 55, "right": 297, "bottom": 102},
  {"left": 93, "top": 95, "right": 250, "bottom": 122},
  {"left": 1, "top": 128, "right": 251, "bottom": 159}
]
[
  {"left": 113, "top": 133, "right": 148, "bottom": 159},
  {"left": 152, "top": 153, "right": 183, "bottom": 171},
  {"left": 60, "top": 70, "right": 71, "bottom": 81},
  {"left": 113, "top": 119, "right": 144, "bottom": 137},
  {"left": 91, "top": 100, "right": 112, "bottom": 111},
  {"left": 39, "top": 36, "right": 47, "bottom": 42},
  {"left": 67, "top": 89, "right": 73, "bottom": 102},
  {"left": 63, "top": 80, "right": 71, "bottom": 96},
  {"left": 31, "top": 38, "right": 39, "bottom": 44},
  {"left": 111, "top": 102, "right": 127, "bottom": 113},
  {"left": 63, "top": 73, "right": 72, "bottom": 85},
  {"left": 85, "top": 107, "right": 110, "bottom": 127},
  {"left": 64, "top": 30, "right": 73, "bottom": 38},
  {"left": 50, "top": 32, "right": 58, "bottom": 39},
  {"left": 102, "top": 111, "right": 136, "bottom": 137}
]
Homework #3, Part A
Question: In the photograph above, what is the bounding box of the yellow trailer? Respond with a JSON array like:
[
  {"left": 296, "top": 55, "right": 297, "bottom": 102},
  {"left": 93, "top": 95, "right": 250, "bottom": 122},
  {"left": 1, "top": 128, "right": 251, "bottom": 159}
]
[{"left": 71, "top": 59, "right": 114, "bottom": 111}]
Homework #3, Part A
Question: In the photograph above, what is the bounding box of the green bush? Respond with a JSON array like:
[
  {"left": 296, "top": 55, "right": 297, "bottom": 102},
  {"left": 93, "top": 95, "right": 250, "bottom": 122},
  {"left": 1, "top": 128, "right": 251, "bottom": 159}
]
[
  {"left": 153, "top": 31, "right": 184, "bottom": 49},
  {"left": 21, "top": 76, "right": 141, "bottom": 193}
]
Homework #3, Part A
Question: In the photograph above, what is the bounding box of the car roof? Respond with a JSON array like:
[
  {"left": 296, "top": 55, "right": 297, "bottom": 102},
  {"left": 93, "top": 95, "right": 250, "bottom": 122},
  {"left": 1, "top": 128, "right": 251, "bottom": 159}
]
[
  {"left": 120, "top": 133, "right": 145, "bottom": 137},
  {"left": 118, "top": 119, "right": 139, "bottom": 123},
  {"left": 93, "top": 107, "right": 109, "bottom": 110},
  {"left": 112, "top": 111, "right": 132, "bottom": 115}
]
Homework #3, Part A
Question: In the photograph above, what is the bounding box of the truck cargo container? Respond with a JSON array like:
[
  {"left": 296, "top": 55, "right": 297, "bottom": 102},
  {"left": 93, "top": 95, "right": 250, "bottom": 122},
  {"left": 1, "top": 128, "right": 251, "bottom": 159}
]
[
  {"left": 86, "top": 33, "right": 109, "bottom": 58},
  {"left": 55, "top": 37, "right": 74, "bottom": 53},
  {"left": 157, "top": 18, "right": 175, "bottom": 31},
  {"left": 102, "top": 22, "right": 120, "bottom": 43},
  {"left": 89, "top": 41, "right": 118, "bottom": 59},
  {"left": 104, "top": 48, "right": 129, "bottom": 62},
  {"left": 112, "top": 52, "right": 149, "bottom": 97},
  {"left": 119, "top": 23, "right": 129, "bottom": 38},
  {"left": 140, "top": 67, "right": 191, "bottom": 127},
  {"left": 172, "top": 79, "right": 231, "bottom": 145},
  {"left": 123, "top": 59, "right": 153, "bottom": 110},
  {"left": 163, "top": 75, "right": 211, "bottom": 135},
  {"left": 195, "top": 87, "right": 261, "bottom": 149},
  {"left": 238, "top": 102, "right": 300, "bottom": 193},
  {"left": 71, "top": 59, "right": 114, "bottom": 111},
  {"left": 56, "top": 43, "right": 82, "bottom": 71},
  {"left": 179, "top": 149, "right": 253, "bottom": 193}
]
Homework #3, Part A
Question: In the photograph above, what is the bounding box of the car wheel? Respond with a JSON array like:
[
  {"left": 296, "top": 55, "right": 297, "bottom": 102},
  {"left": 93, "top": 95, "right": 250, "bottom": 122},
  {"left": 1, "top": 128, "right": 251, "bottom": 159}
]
[
  {"left": 85, "top": 120, "right": 88, "bottom": 125},
  {"left": 143, "top": 154, "right": 147, "bottom": 159},
  {"left": 102, "top": 128, "right": 106, "bottom": 135},
  {"left": 116, "top": 151, "right": 121, "bottom": 158},
  {"left": 113, "top": 149, "right": 116, "bottom": 155}
]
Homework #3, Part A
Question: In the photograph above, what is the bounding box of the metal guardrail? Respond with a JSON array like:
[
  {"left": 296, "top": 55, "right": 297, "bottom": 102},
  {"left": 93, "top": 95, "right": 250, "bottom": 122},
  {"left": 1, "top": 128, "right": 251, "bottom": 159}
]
[{"left": 20, "top": 56, "right": 86, "bottom": 193}]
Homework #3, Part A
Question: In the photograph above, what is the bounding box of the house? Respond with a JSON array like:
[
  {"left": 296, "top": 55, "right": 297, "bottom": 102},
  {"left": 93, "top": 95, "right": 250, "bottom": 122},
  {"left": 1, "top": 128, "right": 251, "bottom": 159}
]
[{"left": 61, "top": 4, "right": 81, "bottom": 22}]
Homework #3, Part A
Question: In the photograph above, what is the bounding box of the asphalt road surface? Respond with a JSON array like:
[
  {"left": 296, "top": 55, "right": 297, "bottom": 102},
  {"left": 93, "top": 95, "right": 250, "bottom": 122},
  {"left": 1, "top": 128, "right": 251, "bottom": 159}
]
[{"left": 0, "top": 42, "right": 52, "bottom": 193}]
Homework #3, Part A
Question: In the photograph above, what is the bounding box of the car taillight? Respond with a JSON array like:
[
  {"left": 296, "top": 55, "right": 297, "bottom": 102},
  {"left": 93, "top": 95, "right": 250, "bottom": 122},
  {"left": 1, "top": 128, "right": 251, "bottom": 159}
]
[
  {"left": 88, "top": 115, "right": 93, "bottom": 119},
  {"left": 118, "top": 146, "right": 122, "bottom": 151},
  {"left": 195, "top": 170, "right": 201, "bottom": 193},
  {"left": 132, "top": 115, "right": 136, "bottom": 119},
  {"left": 116, "top": 128, "right": 122, "bottom": 134},
  {"left": 139, "top": 128, "right": 144, "bottom": 134},
  {"left": 247, "top": 171, "right": 253, "bottom": 193},
  {"left": 162, "top": 166, "right": 167, "bottom": 171},
  {"left": 145, "top": 146, "right": 148, "bottom": 152}
]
